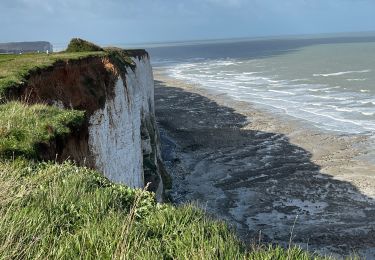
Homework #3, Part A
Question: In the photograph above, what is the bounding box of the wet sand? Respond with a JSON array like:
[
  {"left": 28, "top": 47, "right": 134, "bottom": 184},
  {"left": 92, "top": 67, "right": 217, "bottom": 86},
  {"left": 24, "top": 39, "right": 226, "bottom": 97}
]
[{"left": 154, "top": 68, "right": 375, "bottom": 258}]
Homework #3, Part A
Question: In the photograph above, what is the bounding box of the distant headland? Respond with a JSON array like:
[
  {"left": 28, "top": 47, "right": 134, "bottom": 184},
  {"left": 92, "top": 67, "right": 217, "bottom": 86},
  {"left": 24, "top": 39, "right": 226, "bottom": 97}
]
[{"left": 0, "top": 41, "right": 53, "bottom": 54}]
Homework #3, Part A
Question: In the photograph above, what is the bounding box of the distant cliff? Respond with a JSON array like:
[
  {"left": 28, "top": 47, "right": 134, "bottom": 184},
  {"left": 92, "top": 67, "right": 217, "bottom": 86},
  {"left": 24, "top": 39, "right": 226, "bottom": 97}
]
[{"left": 0, "top": 41, "right": 53, "bottom": 54}]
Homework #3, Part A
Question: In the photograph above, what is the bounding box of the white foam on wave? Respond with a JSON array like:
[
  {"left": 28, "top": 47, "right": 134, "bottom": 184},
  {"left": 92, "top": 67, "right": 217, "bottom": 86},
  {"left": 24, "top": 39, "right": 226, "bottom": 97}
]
[
  {"left": 313, "top": 70, "right": 371, "bottom": 77},
  {"left": 347, "top": 78, "right": 368, "bottom": 82},
  {"left": 307, "top": 86, "right": 341, "bottom": 93},
  {"left": 362, "top": 112, "right": 375, "bottom": 116},
  {"left": 290, "top": 78, "right": 310, "bottom": 82},
  {"left": 298, "top": 108, "right": 365, "bottom": 126},
  {"left": 335, "top": 107, "right": 354, "bottom": 112},
  {"left": 310, "top": 95, "right": 349, "bottom": 101},
  {"left": 268, "top": 89, "right": 296, "bottom": 95},
  {"left": 243, "top": 72, "right": 262, "bottom": 75},
  {"left": 213, "top": 61, "right": 236, "bottom": 66},
  {"left": 359, "top": 100, "right": 375, "bottom": 105}
]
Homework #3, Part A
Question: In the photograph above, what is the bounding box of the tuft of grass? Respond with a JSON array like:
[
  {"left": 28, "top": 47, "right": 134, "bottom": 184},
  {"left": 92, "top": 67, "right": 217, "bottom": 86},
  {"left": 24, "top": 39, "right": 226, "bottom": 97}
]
[
  {"left": 66, "top": 38, "right": 104, "bottom": 53},
  {"left": 0, "top": 51, "right": 104, "bottom": 97},
  {"left": 0, "top": 102, "right": 85, "bottom": 158}
]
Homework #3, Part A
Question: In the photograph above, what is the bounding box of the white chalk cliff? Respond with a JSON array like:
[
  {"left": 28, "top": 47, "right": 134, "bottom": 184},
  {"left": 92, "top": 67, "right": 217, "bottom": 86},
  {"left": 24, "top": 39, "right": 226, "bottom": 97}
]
[
  {"left": 17, "top": 50, "right": 164, "bottom": 199},
  {"left": 88, "top": 55, "right": 162, "bottom": 193}
]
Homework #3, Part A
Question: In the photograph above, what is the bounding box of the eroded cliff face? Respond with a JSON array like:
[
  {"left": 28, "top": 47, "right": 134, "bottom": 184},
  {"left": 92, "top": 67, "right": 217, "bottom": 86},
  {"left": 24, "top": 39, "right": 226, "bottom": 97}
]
[
  {"left": 16, "top": 51, "right": 164, "bottom": 198},
  {"left": 88, "top": 57, "right": 159, "bottom": 190}
]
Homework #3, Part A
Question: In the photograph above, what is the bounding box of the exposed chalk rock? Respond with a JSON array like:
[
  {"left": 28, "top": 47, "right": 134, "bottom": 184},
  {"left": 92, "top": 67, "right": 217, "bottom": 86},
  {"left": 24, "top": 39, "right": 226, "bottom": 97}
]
[{"left": 88, "top": 56, "right": 161, "bottom": 191}]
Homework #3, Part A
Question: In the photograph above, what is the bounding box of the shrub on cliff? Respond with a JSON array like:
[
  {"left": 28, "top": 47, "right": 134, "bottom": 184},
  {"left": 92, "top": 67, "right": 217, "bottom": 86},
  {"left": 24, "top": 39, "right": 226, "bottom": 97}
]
[{"left": 66, "top": 38, "right": 103, "bottom": 52}]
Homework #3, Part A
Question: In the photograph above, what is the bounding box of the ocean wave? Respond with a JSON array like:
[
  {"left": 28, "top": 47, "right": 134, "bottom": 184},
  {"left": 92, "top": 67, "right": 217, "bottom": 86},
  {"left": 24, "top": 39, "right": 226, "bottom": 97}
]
[
  {"left": 243, "top": 72, "right": 262, "bottom": 75},
  {"left": 359, "top": 101, "right": 375, "bottom": 106},
  {"left": 335, "top": 107, "right": 354, "bottom": 112},
  {"left": 268, "top": 89, "right": 296, "bottom": 95},
  {"left": 362, "top": 112, "right": 375, "bottom": 116},
  {"left": 307, "top": 86, "right": 341, "bottom": 93},
  {"left": 213, "top": 61, "right": 236, "bottom": 66},
  {"left": 297, "top": 109, "right": 365, "bottom": 126},
  {"left": 313, "top": 70, "right": 371, "bottom": 77},
  {"left": 290, "top": 78, "right": 310, "bottom": 82},
  {"left": 166, "top": 59, "right": 375, "bottom": 134},
  {"left": 347, "top": 78, "right": 368, "bottom": 81},
  {"left": 310, "top": 95, "right": 349, "bottom": 101}
]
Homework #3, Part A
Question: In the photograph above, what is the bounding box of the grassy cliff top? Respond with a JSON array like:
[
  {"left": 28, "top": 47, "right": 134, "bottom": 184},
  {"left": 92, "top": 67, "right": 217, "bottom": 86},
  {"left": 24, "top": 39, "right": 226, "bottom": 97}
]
[
  {"left": 0, "top": 38, "right": 150, "bottom": 98},
  {"left": 0, "top": 51, "right": 104, "bottom": 98}
]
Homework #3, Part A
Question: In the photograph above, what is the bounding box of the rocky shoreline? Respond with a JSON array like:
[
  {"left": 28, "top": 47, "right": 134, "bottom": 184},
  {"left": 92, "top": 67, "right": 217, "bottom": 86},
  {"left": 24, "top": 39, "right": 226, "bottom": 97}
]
[{"left": 154, "top": 68, "right": 375, "bottom": 258}]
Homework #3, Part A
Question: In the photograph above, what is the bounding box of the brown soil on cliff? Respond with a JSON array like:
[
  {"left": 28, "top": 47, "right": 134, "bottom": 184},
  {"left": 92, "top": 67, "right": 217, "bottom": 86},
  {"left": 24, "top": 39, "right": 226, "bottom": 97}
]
[
  {"left": 19, "top": 56, "right": 118, "bottom": 113},
  {"left": 11, "top": 56, "right": 121, "bottom": 167}
]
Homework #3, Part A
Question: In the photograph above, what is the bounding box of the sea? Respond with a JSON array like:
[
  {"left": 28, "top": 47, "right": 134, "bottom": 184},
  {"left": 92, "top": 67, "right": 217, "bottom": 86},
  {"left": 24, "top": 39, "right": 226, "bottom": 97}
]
[{"left": 146, "top": 33, "right": 375, "bottom": 136}]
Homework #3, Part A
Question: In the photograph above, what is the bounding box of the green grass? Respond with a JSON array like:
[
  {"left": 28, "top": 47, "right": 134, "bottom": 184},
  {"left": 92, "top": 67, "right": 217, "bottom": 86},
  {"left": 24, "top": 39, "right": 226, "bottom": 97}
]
[
  {"left": 0, "top": 159, "right": 330, "bottom": 260},
  {"left": 0, "top": 51, "right": 104, "bottom": 97},
  {"left": 66, "top": 38, "right": 104, "bottom": 52},
  {"left": 0, "top": 102, "right": 85, "bottom": 158}
]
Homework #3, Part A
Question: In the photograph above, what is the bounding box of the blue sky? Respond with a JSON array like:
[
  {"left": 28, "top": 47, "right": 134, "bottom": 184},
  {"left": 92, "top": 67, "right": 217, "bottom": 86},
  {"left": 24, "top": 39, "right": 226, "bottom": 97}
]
[{"left": 1, "top": 0, "right": 375, "bottom": 46}]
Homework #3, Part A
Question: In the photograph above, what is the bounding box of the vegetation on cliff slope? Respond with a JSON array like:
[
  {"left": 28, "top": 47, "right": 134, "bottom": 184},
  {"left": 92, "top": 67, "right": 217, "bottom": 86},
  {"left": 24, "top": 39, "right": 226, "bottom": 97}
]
[
  {"left": 0, "top": 39, "right": 334, "bottom": 259},
  {"left": 0, "top": 102, "right": 84, "bottom": 158},
  {"left": 66, "top": 38, "right": 104, "bottom": 53}
]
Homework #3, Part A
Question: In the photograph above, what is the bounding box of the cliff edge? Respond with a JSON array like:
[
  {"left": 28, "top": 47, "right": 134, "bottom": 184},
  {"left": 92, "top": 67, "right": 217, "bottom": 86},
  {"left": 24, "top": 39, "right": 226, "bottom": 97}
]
[{"left": 0, "top": 41, "right": 165, "bottom": 199}]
